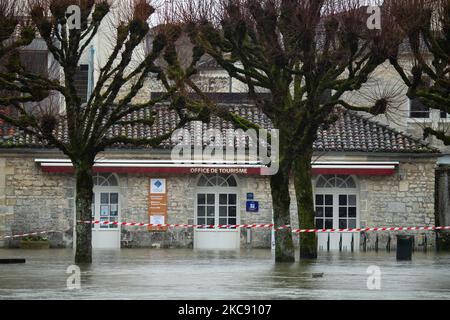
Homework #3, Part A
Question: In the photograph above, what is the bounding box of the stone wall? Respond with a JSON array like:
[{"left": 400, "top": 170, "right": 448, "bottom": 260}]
[
  {"left": 0, "top": 154, "right": 74, "bottom": 248},
  {"left": 357, "top": 159, "right": 436, "bottom": 250}
]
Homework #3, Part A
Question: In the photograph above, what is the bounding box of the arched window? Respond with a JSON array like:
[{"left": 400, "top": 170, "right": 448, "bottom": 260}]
[
  {"left": 93, "top": 173, "right": 119, "bottom": 187},
  {"left": 315, "top": 174, "right": 356, "bottom": 189},
  {"left": 315, "top": 175, "right": 358, "bottom": 230},
  {"left": 197, "top": 174, "right": 237, "bottom": 187}
]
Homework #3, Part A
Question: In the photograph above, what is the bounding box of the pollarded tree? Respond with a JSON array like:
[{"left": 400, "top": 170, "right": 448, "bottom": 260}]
[
  {"left": 385, "top": 0, "right": 450, "bottom": 249},
  {"left": 0, "top": 0, "right": 211, "bottom": 263},
  {"left": 180, "top": 0, "right": 397, "bottom": 261},
  {"left": 387, "top": 0, "right": 450, "bottom": 143}
]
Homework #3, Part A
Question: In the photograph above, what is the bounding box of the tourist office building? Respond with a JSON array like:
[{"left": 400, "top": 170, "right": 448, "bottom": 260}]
[{"left": 0, "top": 103, "right": 440, "bottom": 251}]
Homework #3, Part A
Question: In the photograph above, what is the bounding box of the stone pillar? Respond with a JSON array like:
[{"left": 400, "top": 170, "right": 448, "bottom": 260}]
[
  {"left": 0, "top": 159, "right": 5, "bottom": 247},
  {"left": 436, "top": 165, "right": 450, "bottom": 250},
  {"left": 0, "top": 158, "right": 14, "bottom": 247}
]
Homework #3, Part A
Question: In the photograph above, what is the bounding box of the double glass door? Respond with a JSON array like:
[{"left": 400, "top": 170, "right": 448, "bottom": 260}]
[
  {"left": 315, "top": 193, "right": 357, "bottom": 229},
  {"left": 194, "top": 190, "right": 240, "bottom": 249},
  {"left": 314, "top": 192, "right": 359, "bottom": 251},
  {"left": 196, "top": 192, "right": 238, "bottom": 228}
]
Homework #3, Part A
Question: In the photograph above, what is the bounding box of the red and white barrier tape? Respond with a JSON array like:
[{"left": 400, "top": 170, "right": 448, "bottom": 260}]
[
  {"left": 0, "top": 230, "right": 57, "bottom": 240},
  {"left": 293, "top": 226, "right": 450, "bottom": 233},
  {"left": 2, "top": 223, "right": 449, "bottom": 241},
  {"left": 80, "top": 220, "right": 284, "bottom": 229},
  {"left": 79, "top": 220, "right": 450, "bottom": 233}
]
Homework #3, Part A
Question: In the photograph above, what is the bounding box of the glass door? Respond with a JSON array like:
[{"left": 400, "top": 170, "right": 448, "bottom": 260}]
[
  {"left": 196, "top": 192, "right": 238, "bottom": 228},
  {"left": 315, "top": 193, "right": 357, "bottom": 229},
  {"left": 338, "top": 194, "right": 357, "bottom": 229},
  {"left": 196, "top": 193, "right": 215, "bottom": 227},
  {"left": 218, "top": 193, "right": 237, "bottom": 226},
  {"left": 315, "top": 194, "right": 334, "bottom": 229},
  {"left": 99, "top": 192, "right": 119, "bottom": 229},
  {"left": 314, "top": 192, "right": 358, "bottom": 251},
  {"left": 92, "top": 192, "right": 120, "bottom": 229}
]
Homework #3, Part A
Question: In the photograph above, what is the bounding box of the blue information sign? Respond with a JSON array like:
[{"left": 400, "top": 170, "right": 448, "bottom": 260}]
[{"left": 246, "top": 201, "right": 259, "bottom": 212}]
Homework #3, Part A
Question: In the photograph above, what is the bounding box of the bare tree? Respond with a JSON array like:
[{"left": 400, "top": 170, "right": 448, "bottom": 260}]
[
  {"left": 179, "top": 0, "right": 397, "bottom": 261},
  {"left": 0, "top": 0, "right": 210, "bottom": 263},
  {"left": 387, "top": 0, "right": 450, "bottom": 143}
]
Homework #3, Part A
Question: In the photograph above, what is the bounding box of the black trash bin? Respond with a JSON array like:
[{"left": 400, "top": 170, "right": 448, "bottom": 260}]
[{"left": 397, "top": 235, "right": 414, "bottom": 260}]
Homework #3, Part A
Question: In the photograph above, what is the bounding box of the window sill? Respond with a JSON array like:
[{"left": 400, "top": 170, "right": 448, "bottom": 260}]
[{"left": 195, "top": 228, "right": 239, "bottom": 232}]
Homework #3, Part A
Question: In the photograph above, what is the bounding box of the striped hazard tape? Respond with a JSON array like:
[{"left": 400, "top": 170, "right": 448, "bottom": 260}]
[
  {"left": 293, "top": 226, "right": 450, "bottom": 233},
  {"left": 0, "top": 230, "right": 57, "bottom": 240},
  {"left": 80, "top": 220, "right": 285, "bottom": 229},
  {"left": 1, "top": 222, "right": 449, "bottom": 240},
  {"left": 79, "top": 220, "right": 450, "bottom": 233}
]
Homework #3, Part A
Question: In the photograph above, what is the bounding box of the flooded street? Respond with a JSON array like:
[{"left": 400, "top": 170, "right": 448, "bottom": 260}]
[{"left": 1, "top": 249, "right": 450, "bottom": 300}]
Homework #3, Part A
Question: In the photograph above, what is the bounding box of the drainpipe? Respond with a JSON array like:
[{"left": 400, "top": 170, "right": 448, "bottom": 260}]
[
  {"left": 87, "top": 45, "right": 95, "bottom": 99},
  {"left": 271, "top": 212, "right": 275, "bottom": 251}
]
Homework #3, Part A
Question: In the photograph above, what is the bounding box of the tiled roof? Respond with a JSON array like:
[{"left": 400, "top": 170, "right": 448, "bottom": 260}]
[{"left": 0, "top": 104, "right": 439, "bottom": 154}]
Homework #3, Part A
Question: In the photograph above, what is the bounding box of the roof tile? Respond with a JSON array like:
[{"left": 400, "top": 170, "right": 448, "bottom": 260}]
[{"left": 0, "top": 105, "right": 439, "bottom": 154}]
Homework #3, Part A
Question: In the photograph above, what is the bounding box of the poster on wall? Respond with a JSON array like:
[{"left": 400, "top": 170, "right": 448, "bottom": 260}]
[
  {"left": 148, "top": 178, "right": 168, "bottom": 231},
  {"left": 100, "top": 205, "right": 110, "bottom": 216},
  {"left": 150, "top": 215, "right": 165, "bottom": 225}
]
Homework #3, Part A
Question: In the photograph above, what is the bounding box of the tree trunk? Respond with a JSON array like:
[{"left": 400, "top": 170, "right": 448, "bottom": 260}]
[
  {"left": 294, "top": 147, "right": 317, "bottom": 259},
  {"left": 270, "top": 158, "right": 295, "bottom": 262},
  {"left": 74, "top": 162, "right": 94, "bottom": 264}
]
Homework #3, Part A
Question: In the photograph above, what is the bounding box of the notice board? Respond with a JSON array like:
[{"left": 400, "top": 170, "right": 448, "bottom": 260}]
[{"left": 148, "top": 178, "right": 168, "bottom": 231}]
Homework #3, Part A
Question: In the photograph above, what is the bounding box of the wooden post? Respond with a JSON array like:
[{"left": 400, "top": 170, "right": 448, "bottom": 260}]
[
  {"left": 363, "top": 232, "right": 367, "bottom": 252},
  {"left": 424, "top": 234, "right": 428, "bottom": 252},
  {"left": 351, "top": 233, "right": 354, "bottom": 252},
  {"left": 327, "top": 232, "right": 330, "bottom": 252},
  {"left": 375, "top": 234, "right": 379, "bottom": 252},
  {"left": 436, "top": 231, "right": 440, "bottom": 252}
]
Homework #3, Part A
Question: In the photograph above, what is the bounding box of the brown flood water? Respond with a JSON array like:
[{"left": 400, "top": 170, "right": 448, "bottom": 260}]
[{"left": 1, "top": 248, "right": 449, "bottom": 300}]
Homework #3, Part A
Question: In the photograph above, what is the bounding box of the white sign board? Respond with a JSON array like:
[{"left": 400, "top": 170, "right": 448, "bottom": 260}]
[
  {"left": 150, "top": 215, "right": 165, "bottom": 225},
  {"left": 150, "top": 178, "right": 166, "bottom": 194}
]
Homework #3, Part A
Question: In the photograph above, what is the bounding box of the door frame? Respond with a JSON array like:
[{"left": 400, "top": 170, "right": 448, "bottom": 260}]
[
  {"left": 313, "top": 175, "right": 360, "bottom": 251},
  {"left": 313, "top": 189, "right": 360, "bottom": 230},
  {"left": 194, "top": 187, "right": 241, "bottom": 228},
  {"left": 194, "top": 174, "right": 240, "bottom": 249},
  {"left": 91, "top": 173, "right": 121, "bottom": 249}
]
